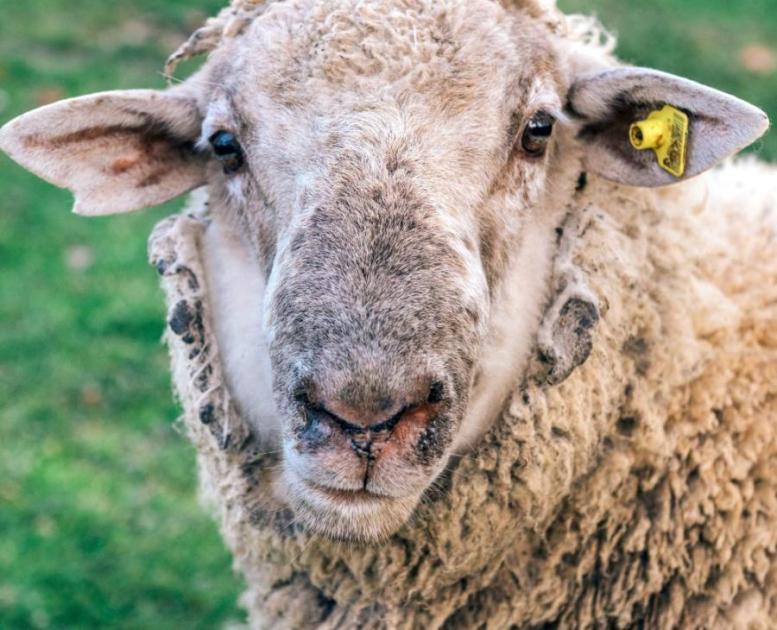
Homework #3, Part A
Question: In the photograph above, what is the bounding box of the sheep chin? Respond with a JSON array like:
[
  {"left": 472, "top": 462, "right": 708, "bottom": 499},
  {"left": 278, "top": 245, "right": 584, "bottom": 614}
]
[{"left": 278, "top": 468, "right": 422, "bottom": 543}]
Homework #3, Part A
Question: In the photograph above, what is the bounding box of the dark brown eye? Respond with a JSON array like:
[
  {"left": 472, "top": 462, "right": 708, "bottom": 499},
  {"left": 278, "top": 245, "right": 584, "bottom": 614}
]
[
  {"left": 209, "top": 130, "right": 244, "bottom": 174},
  {"left": 521, "top": 111, "right": 556, "bottom": 157}
]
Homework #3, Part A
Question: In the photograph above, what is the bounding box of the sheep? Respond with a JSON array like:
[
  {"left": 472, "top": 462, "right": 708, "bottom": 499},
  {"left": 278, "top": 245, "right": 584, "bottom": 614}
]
[{"left": 1, "top": 0, "right": 775, "bottom": 627}]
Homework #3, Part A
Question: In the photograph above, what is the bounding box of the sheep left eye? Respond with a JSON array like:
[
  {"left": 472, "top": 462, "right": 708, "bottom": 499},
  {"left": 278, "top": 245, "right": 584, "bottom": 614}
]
[
  {"left": 209, "top": 130, "right": 244, "bottom": 174},
  {"left": 521, "top": 111, "right": 556, "bottom": 157}
]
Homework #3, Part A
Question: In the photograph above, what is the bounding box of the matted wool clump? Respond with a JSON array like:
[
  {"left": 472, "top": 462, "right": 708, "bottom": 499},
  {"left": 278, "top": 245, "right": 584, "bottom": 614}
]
[{"left": 149, "top": 161, "right": 777, "bottom": 629}]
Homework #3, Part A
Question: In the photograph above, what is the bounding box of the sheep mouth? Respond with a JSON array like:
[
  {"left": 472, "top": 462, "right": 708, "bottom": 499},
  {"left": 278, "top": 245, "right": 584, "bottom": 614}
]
[
  {"left": 303, "top": 480, "right": 392, "bottom": 504},
  {"left": 289, "top": 477, "right": 423, "bottom": 541},
  {"left": 280, "top": 459, "right": 430, "bottom": 540}
]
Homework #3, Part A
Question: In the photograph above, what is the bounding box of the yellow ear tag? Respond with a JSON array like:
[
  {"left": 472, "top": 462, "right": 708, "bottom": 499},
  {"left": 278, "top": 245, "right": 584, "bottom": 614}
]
[{"left": 629, "top": 105, "right": 689, "bottom": 178}]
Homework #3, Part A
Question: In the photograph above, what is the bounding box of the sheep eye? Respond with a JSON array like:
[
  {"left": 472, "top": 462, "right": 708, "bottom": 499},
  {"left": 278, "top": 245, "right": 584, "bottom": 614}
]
[
  {"left": 521, "top": 111, "right": 556, "bottom": 157},
  {"left": 209, "top": 130, "right": 244, "bottom": 174}
]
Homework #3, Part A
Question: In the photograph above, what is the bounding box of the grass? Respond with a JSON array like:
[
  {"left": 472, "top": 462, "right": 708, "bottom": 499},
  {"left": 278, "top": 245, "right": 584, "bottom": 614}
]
[{"left": 0, "top": 1, "right": 774, "bottom": 628}]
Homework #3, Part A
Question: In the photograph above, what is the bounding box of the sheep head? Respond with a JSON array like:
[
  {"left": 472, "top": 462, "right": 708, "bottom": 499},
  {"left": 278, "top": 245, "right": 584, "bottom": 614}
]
[{"left": 0, "top": 0, "right": 768, "bottom": 542}]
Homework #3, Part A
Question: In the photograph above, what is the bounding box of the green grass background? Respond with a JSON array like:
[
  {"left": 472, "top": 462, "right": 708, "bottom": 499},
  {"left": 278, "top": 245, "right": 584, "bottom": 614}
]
[{"left": 0, "top": 1, "right": 774, "bottom": 628}]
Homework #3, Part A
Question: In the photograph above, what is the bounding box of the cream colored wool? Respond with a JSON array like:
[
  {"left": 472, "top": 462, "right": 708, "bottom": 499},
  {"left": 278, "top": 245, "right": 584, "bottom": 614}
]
[
  {"left": 149, "top": 159, "right": 777, "bottom": 629},
  {"left": 163, "top": 0, "right": 568, "bottom": 78}
]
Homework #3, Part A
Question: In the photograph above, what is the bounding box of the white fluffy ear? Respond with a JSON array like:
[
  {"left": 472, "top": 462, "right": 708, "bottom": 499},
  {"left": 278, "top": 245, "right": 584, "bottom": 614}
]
[
  {"left": 0, "top": 90, "right": 208, "bottom": 215},
  {"left": 568, "top": 67, "right": 770, "bottom": 187}
]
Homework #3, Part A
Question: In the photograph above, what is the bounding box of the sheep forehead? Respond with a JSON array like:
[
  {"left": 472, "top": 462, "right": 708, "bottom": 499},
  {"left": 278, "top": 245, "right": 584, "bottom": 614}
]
[
  {"left": 197, "top": 0, "right": 563, "bottom": 216},
  {"left": 212, "top": 0, "right": 559, "bottom": 111}
]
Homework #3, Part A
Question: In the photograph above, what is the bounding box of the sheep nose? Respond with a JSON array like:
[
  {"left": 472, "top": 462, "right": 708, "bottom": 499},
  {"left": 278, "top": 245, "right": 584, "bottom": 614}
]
[{"left": 296, "top": 380, "right": 445, "bottom": 456}]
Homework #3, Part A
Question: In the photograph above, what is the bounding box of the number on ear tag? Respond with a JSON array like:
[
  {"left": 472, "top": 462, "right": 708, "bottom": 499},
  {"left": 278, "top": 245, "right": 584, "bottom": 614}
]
[{"left": 629, "top": 105, "right": 689, "bottom": 178}]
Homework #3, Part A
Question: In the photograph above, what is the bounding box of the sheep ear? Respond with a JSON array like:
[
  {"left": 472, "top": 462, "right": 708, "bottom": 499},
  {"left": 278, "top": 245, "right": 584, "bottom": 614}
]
[
  {"left": 0, "top": 90, "right": 208, "bottom": 215},
  {"left": 568, "top": 67, "right": 770, "bottom": 187}
]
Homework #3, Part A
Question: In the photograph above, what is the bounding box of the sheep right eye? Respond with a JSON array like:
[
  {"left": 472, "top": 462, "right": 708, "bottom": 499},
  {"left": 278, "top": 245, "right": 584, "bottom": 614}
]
[
  {"left": 521, "top": 111, "right": 556, "bottom": 157},
  {"left": 209, "top": 130, "right": 245, "bottom": 174}
]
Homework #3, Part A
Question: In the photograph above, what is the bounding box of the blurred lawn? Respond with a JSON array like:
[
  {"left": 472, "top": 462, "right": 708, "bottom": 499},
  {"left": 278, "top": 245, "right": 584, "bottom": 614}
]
[
  {"left": 0, "top": 2, "right": 244, "bottom": 629},
  {"left": 0, "top": 1, "right": 774, "bottom": 629}
]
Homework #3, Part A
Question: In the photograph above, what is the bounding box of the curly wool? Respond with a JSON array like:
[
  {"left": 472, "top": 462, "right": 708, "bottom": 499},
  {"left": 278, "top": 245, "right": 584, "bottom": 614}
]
[
  {"left": 149, "top": 158, "right": 777, "bottom": 628},
  {"left": 164, "top": 0, "right": 270, "bottom": 78},
  {"left": 163, "top": 0, "right": 598, "bottom": 79}
]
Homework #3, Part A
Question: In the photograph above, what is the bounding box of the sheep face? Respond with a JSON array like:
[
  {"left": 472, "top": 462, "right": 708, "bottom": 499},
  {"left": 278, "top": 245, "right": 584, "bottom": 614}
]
[{"left": 193, "top": 0, "right": 565, "bottom": 540}]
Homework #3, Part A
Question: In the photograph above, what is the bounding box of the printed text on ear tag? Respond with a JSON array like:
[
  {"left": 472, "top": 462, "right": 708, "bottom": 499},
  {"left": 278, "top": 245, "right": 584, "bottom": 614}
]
[{"left": 629, "top": 105, "right": 689, "bottom": 178}]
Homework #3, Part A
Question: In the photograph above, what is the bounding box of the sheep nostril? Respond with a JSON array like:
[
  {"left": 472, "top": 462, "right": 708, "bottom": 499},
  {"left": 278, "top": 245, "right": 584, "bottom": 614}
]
[
  {"left": 292, "top": 376, "right": 447, "bottom": 453},
  {"left": 427, "top": 381, "right": 445, "bottom": 404}
]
